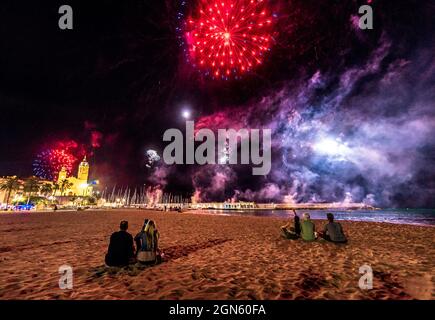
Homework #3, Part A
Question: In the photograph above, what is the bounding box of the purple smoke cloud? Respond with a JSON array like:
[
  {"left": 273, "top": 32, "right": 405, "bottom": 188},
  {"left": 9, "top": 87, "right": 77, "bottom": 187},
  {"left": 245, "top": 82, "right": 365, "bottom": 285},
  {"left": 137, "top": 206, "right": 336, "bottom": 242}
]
[{"left": 189, "top": 33, "right": 435, "bottom": 207}]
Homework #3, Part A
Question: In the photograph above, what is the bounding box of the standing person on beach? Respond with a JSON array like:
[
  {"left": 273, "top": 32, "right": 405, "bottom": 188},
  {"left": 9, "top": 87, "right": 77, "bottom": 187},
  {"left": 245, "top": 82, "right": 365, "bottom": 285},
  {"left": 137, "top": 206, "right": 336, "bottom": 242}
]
[
  {"left": 105, "top": 220, "right": 135, "bottom": 267},
  {"left": 300, "top": 213, "right": 316, "bottom": 241},
  {"left": 281, "top": 210, "right": 301, "bottom": 239},
  {"left": 320, "top": 213, "right": 347, "bottom": 243}
]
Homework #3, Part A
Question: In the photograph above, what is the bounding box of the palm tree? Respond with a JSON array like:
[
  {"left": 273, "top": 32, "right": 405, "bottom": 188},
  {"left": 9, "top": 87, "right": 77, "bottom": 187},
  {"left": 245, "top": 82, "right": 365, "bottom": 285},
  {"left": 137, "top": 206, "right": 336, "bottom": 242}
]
[
  {"left": 0, "top": 176, "right": 21, "bottom": 210},
  {"left": 52, "top": 182, "right": 60, "bottom": 196},
  {"left": 40, "top": 183, "right": 53, "bottom": 197},
  {"left": 59, "top": 179, "right": 74, "bottom": 196},
  {"left": 23, "top": 177, "right": 42, "bottom": 205}
]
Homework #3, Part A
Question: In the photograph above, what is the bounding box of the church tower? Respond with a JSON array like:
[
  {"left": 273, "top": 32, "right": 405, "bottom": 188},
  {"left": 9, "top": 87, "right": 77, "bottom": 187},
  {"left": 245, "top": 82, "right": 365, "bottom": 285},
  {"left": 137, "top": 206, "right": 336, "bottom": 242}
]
[{"left": 77, "top": 156, "right": 90, "bottom": 181}]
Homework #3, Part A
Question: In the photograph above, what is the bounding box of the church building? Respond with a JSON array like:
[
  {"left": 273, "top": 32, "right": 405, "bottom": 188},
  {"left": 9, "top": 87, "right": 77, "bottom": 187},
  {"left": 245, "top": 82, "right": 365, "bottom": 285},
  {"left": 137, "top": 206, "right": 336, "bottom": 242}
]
[{"left": 57, "top": 156, "right": 93, "bottom": 196}]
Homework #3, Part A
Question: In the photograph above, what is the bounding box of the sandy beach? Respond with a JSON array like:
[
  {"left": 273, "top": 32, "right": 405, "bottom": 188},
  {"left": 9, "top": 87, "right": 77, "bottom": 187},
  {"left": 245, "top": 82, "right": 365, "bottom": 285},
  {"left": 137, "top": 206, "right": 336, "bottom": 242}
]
[{"left": 0, "top": 209, "right": 433, "bottom": 300}]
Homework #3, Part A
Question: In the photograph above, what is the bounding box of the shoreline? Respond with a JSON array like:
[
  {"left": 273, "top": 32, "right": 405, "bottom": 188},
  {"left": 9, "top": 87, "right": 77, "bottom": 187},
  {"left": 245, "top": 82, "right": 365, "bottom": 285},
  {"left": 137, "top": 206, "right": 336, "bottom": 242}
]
[
  {"left": 185, "top": 209, "right": 435, "bottom": 228},
  {"left": 1, "top": 207, "right": 434, "bottom": 228}
]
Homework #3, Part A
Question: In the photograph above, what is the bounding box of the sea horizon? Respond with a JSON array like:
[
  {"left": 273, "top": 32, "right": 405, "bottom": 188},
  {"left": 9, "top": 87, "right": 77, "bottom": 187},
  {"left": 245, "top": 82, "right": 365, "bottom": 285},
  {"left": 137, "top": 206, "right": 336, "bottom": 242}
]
[{"left": 198, "top": 208, "right": 435, "bottom": 226}]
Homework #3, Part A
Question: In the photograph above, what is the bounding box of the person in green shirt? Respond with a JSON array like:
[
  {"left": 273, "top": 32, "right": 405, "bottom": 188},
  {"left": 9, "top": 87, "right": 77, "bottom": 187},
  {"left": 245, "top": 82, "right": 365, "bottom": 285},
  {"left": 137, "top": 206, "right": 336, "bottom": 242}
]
[{"left": 300, "top": 213, "right": 316, "bottom": 241}]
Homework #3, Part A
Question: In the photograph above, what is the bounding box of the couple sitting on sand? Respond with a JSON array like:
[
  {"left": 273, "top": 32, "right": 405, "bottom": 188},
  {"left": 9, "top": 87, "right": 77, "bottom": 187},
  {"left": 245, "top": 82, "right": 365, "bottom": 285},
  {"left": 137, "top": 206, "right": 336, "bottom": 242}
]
[
  {"left": 281, "top": 211, "right": 348, "bottom": 243},
  {"left": 105, "top": 219, "right": 163, "bottom": 267}
]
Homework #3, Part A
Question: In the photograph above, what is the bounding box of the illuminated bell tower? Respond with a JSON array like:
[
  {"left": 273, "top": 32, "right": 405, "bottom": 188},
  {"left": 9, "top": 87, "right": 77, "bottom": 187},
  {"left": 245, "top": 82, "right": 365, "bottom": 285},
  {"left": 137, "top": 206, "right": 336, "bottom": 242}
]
[
  {"left": 77, "top": 156, "right": 89, "bottom": 181},
  {"left": 58, "top": 167, "right": 68, "bottom": 183}
]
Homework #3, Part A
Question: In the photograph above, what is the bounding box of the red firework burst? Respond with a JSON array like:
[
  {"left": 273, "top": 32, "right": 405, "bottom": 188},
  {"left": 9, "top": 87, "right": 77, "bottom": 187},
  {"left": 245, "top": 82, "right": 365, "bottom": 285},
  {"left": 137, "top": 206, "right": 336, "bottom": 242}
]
[
  {"left": 185, "top": 0, "right": 275, "bottom": 79},
  {"left": 33, "top": 141, "right": 84, "bottom": 181}
]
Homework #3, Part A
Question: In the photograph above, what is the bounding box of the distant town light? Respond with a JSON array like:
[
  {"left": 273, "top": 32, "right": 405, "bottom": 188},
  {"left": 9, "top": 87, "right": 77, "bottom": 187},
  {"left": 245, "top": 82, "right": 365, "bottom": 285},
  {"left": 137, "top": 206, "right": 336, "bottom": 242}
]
[{"left": 79, "top": 183, "right": 89, "bottom": 189}]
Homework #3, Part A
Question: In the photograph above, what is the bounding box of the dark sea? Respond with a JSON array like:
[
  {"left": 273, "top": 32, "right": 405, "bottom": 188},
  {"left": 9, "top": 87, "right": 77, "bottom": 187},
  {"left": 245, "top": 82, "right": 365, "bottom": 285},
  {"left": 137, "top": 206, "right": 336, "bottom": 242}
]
[{"left": 203, "top": 208, "right": 435, "bottom": 226}]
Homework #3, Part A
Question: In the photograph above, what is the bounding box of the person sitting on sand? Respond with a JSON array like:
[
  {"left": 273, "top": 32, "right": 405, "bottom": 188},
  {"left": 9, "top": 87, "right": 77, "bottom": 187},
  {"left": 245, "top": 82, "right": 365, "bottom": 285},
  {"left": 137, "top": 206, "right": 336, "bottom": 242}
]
[
  {"left": 281, "top": 210, "right": 301, "bottom": 239},
  {"left": 300, "top": 213, "right": 316, "bottom": 241},
  {"left": 105, "top": 220, "right": 136, "bottom": 267},
  {"left": 319, "top": 213, "right": 347, "bottom": 244},
  {"left": 134, "top": 219, "right": 161, "bottom": 264}
]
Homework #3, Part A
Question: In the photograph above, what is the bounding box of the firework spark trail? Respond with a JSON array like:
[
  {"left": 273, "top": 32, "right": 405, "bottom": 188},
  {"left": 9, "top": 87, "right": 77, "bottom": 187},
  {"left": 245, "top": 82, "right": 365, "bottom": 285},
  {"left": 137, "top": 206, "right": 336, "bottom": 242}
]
[{"left": 184, "top": 0, "right": 275, "bottom": 79}]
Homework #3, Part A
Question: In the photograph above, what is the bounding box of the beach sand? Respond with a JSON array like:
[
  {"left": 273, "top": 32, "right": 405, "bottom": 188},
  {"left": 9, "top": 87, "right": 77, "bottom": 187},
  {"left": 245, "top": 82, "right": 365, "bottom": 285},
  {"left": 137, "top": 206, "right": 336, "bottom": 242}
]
[{"left": 0, "top": 209, "right": 433, "bottom": 300}]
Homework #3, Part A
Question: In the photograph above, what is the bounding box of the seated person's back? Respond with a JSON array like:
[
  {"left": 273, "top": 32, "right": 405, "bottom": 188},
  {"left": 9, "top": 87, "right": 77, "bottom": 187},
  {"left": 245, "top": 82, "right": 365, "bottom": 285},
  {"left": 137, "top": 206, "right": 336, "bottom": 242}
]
[
  {"left": 105, "top": 220, "right": 135, "bottom": 267},
  {"left": 134, "top": 219, "right": 160, "bottom": 263},
  {"left": 323, "top": 214, "right": 347, "bottom": 243},
  {"left": 294, "top": 215, "right": 301, "bottom": 235},
  {"left": 300, "top": 213, "right": 316, "bottom": 241},
  {"left": 324, "top": 222, "right": 346, "bottom": 242},
  {"left": 135, "top": 219, "right": 159, "bottom": 251},
  {"left": 280, "top": 210, "right": 301, "bottom": 239}
]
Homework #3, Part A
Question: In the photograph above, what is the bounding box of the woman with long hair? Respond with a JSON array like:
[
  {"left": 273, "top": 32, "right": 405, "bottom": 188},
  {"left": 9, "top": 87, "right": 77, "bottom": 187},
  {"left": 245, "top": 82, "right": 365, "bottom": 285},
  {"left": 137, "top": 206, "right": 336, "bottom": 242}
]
[{"left": 134, "top": 219, "right": 161, "bottom": 264}]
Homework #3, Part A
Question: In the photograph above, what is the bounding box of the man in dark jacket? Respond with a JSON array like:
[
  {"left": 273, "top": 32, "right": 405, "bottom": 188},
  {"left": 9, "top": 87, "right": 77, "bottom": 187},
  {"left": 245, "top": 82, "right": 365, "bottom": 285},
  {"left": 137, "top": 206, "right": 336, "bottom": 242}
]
[{"left": 105, "top": 220, "right": 135, "bottom": 267}]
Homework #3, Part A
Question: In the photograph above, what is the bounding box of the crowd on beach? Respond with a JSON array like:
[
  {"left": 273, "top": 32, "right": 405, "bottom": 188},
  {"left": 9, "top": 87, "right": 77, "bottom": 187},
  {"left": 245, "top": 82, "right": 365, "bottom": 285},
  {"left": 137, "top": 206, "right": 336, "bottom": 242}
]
[
  {"left": 281, "top": 210, "right": 348, "bottom": 243},
  {"left": 104, "top": 211, "right": 347, "bottom": 267}
]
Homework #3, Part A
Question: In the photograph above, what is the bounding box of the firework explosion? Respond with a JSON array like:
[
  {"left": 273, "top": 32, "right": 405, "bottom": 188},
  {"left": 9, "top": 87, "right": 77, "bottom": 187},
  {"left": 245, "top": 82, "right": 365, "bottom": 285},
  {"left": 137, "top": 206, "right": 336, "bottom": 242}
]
[
  {"left": 184, "top": 0, "right": 275, "bottom": 79},
  {"left": 3, "top": 1, "right": 434, "bottom": 208},
  {"left": 145, "top": 149, "right": 161, "bottom": 168},
  {"left": 33, "top": 141, "right": 84, "bottom": 181}
]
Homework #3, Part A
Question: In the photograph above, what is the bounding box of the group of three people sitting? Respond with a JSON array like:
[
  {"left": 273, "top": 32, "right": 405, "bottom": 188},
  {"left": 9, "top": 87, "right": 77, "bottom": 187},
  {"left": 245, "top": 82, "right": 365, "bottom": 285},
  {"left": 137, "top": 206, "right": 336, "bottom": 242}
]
[
  {"left": 105, "top": 219, "right": 162, "bottom": 267},
  {"left": 281, "top": 211, "right": 348, "bottom": 243}
]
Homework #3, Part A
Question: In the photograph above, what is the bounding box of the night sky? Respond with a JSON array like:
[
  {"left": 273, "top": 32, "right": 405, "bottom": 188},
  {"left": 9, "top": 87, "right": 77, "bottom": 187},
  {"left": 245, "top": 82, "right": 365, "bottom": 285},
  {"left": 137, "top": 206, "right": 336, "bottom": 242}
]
[{"left": 0, "top": 0, "right": 434, "bottom": 207}]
